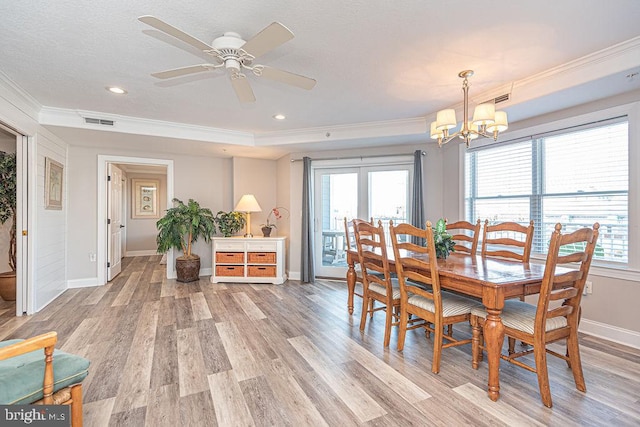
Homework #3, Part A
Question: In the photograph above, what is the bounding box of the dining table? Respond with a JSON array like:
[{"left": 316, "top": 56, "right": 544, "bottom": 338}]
[{"left": 345, "top": 248, "right": 555, "bottom": 402}]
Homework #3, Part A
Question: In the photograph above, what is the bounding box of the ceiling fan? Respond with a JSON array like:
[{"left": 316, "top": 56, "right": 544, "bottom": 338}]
[{"left": 138, "top": 16, "right": 316, "bottom": 103}]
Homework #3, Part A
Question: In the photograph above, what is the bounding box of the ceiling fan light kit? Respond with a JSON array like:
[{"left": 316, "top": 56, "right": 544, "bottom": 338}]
[
  {"left": 138, "top": 16, "right": 316, "bottom": 103},
  {"left": 431, "top": 70, "right": 508, "bottom": 148}
]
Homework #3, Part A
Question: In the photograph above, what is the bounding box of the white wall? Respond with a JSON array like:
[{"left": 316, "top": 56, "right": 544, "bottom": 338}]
[
  {"left": 125, "top": 172, "right": 167, "bottom": 254},
  {"left": 35, "top": 133, "right": 67, "bottom": 310},
  {"left": 66, "top": 145, "right": 232, "bottom": 283},
  {"left": 232, "top": 157, "right": 278, "bottom": 237}
]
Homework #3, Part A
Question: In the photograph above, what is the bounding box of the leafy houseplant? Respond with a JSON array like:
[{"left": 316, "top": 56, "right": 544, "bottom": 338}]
[
  {"left": 433, "top": 218, "right": 455, "bottom": 259},
  {"left": 215, "top": 211, "right": 246, "bottom": 237},
  {"left": 0, "top": 151, "right": 16, "bottom": 300},
  {"left": 156, "top": 198, "right": 216, "bottom": 282}
]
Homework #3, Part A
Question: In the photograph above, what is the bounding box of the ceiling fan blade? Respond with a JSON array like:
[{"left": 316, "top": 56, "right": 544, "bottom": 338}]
[
  {"left": 151, "top": 64, "right": 213, "bottom": 79},
  {"left": 240, "top": 22, "right": 294, "bottom": 59},
  {"left": 259, "top": 66, "right": 316, "bottom": 90},
  {"left": 139, "top": 15, "right": 213, "bottom": 52},
  {"left": 230, "top": 74, "right": 256, "bottom": 103}
]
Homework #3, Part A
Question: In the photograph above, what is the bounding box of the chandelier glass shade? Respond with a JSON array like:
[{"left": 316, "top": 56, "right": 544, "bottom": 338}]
[{"left": 431, "top": 70, "right": 508, "bottom": 147}]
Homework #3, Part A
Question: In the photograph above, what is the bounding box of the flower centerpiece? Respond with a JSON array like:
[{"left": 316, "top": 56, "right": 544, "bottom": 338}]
[
  {"left": 261, "top": 207, "right": 290, "bottom": 237},
  {"left": 433, "top": 218, "right": 455, "bottom": 259}
]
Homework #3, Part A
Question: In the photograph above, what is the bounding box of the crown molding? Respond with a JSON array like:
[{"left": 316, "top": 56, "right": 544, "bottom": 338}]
[
  {"left": 38, "top": 107, "right": 255, "bottom": 146},
  {"left": 255, "top": 117, "right": 428, "bottom": 145},
  {"left": 0, "top": 69, "right": 42, "bottom": 122}
]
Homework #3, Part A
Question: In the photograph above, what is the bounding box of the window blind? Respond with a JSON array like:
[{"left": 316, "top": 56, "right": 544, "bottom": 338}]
[{"left": 465, "top": 118, "right": 628, "bottom": 263}]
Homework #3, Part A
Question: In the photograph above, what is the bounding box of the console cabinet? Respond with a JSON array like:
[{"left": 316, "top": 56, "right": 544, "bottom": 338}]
[{"left": 210, "top": 237, "right": 287, "bottom": 284}]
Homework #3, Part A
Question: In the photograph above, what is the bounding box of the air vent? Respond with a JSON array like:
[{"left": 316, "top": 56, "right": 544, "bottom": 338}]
[
  {"left": 84, "top": 117, "right": 114, "bottom": 126},
  {"left": 481, "top": 93, "right": 510, "bottom": 105}
]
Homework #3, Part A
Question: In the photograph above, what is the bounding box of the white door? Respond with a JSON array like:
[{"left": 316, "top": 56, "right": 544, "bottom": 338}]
[{"left": 107, "top": 164, "right": 124, "bottom": 280}]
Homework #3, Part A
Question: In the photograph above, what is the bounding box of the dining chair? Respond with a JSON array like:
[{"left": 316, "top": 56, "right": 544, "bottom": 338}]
[
  {"left": 344, "top": 217, "right": 375, "bottom": 315},
  {"left": 389, "top": 220, "right": 482, "bottom": 374},
  {"left": 353, "top": 219, "right": 400, "bottom": 347},
  {"left": 481, "top": 219, "right": 535, "bottom": 263},
  {"left": 446, "top": 219, "right": 481, "bottom": 255},
  {"left": 470, "top": 222, "right": 600, "bottom": 407},
  {"left": 0, "top": 331, "right": 90, "bottom": 426}
]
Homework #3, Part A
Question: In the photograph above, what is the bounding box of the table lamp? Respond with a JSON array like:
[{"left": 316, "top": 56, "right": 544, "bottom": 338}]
[{"left": 234, "top": 194, "right": 262, "bottom": 238}]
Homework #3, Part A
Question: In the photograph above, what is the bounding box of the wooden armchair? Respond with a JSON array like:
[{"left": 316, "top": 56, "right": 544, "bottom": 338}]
[
  {"left": 390, "top": 221, "right": 482, "bottom": 373},
  {"left": 471, "top": 223, "right": 600, "bottom": 407},
  {"left": 0, "top": 331, "right": 90, "bottom": 426},
  {"left": 446, "top": 219, "right": 481, "bottom": 255}
]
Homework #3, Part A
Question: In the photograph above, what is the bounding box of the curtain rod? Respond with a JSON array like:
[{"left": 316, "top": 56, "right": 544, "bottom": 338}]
[{"left": 290, "top": 151, "right": 425, "bottom": 162}]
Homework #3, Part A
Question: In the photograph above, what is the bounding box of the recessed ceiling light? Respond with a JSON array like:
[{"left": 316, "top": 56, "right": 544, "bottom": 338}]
[
  {"left": 106, "top": 86, "right": 127, "bottom": 95},
  {"left": 273, "top": 114, "right": 286, "bottom": 120}
]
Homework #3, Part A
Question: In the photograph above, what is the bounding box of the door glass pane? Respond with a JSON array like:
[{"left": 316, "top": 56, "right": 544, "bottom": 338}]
[
  {"left": 369, "top": 170, "right": 408, "bottom": 242},
  {"left": 321, "top": 172, "right": 357, "bottom": 267}
]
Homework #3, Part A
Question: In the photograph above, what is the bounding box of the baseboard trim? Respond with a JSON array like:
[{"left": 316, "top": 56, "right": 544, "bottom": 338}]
[
  {"left": 580, "top": 319, "right": 640, "bottom": 350},
  {"left": 67, "top": 278, "right": 100, "bottom": 288},
  {"left": 125, "top": 250, "right": 158, "bottom": 257}
]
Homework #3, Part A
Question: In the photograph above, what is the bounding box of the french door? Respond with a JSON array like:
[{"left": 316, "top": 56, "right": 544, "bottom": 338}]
[{"left": 313, "top": 163, "right": 412, "bottom": 277}]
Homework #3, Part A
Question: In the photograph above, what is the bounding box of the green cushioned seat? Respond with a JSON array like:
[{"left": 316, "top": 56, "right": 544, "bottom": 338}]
[{"left": 0, "top": 339, "right": 90, "bottom": 405}]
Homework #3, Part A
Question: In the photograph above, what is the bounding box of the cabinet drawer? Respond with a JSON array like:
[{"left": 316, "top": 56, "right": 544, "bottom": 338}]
[
  {"left": 215, "top": 241, "right": 246, "bottom": 251},
  {"left": 247, "top": 265, "right": 276, "bottom": 277},
  {"left": 215, "top": 252, "right": 244, "bottom": 263},
  {"left": 247, "top": 252, "right": 276, "bottom": 264},
  {"left": 246, "top": 242, "right": 277, "bottom": 251},
  {"left": 215, "top": 265, "right": 245, "bottom": 277}
]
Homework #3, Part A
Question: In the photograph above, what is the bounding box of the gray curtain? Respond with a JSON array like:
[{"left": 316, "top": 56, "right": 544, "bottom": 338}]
[
  {"left": 301, "top": 156, "right": 314, "bottom": 282},
  {"left": 411, "top": 150, "right": 426, "bottom": 245}
]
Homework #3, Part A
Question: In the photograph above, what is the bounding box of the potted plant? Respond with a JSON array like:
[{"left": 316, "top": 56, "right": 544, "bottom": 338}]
[
  {"left": 214, "top": 211, "right": 245, "bottom": 237},
  {"left": 0, "top": 151, "right": 16, "bottom": 301},
  {"left": 433, "top": 218, "right": 455, "bottom": 259},
  {"left": 156, "top": 198, "right": 216, "bottom": 282},
  {"left": 260, "top": 206, "right": 290, "bottom": 237}
]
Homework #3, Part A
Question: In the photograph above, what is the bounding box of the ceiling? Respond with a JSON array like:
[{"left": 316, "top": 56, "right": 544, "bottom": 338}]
[{"left": 1, "top": 1, "right": 640, "bottom": 159}]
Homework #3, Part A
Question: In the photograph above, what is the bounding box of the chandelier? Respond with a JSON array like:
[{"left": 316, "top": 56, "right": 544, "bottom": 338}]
[{"left": 430, "top": 70, "right": 508, "bottom": 147}]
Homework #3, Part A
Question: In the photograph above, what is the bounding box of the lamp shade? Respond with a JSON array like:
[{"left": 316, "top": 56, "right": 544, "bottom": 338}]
[
  {"left": 234, "top": 194, "right": 262, "bottom": 212},
  {"left": 430, "top": 121, "right": 444, "bottom": 140},
  {"left": 487, "top": 110, "right": 508, "bottom": 132},
  {"left": 436, "top": 109, "right": 457, "bottom": 130},
  {"left": 472, "top": 103, "right": 495, "bottom": 125}
]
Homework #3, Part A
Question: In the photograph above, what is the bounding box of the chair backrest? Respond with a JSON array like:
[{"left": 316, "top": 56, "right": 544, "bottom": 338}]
[
  {"left": 389, "top": 221, "right": 441, "bottom": 308},
  {"left": 447, "top": 219, "right": 481, "bottom": 255},
  {"left": 536, "top": 222, "right": 600, "bottom": 335},
  {"left": 343, "top": 217, "right": 373, "bottom": 252},
  {"left": 353, "top": 219, "right": 393, "bottom": 294},
  {"left": 481, "top": 220, "right": 535, "bottom": 263}
]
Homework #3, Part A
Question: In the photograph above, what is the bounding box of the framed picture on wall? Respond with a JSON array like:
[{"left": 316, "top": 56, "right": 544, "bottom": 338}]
[
  {"left": 132, "top": 179, "right": 159, "bottom": 219},
  {"left": 45, "top": 157, "right": 63, "bottom": 210}
]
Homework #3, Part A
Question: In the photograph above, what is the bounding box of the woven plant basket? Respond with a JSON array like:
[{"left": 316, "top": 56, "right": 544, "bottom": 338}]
[{"left": 176, "top": 255, "right": 200, "bottom": 283}]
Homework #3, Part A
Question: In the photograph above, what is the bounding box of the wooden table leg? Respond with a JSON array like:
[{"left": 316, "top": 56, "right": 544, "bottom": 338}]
[
  {"left": 483, "top": 307, "right": 505, "bottom": 401},
  {"left": 346, "top": 253, "right": 356, "bottom": 315}
]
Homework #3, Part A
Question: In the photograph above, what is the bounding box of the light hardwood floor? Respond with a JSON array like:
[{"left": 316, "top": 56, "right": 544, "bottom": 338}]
[{"left": 1, "top": 256, "right": 639, "bottom": 426}]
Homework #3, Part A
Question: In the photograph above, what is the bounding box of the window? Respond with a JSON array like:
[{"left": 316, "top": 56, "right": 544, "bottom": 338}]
[{"left": 465, "top": 118, "right": 628, "bottom": 263}]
